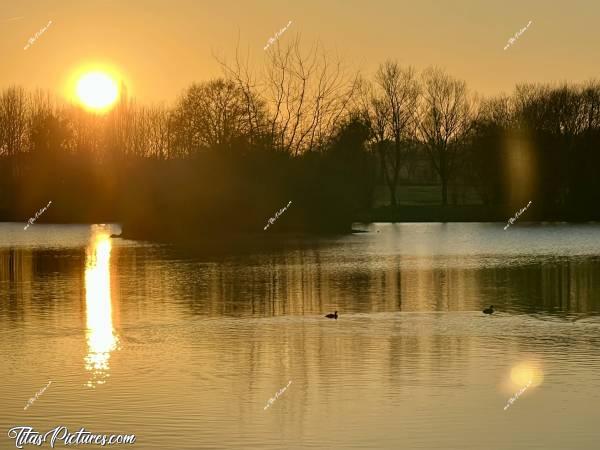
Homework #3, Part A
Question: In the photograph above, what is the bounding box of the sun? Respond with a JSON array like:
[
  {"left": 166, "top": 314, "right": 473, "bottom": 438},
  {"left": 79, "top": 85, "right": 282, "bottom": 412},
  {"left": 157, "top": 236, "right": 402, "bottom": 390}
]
[{"left": 76, "top": 71, "right": 119, "bottom": 112}]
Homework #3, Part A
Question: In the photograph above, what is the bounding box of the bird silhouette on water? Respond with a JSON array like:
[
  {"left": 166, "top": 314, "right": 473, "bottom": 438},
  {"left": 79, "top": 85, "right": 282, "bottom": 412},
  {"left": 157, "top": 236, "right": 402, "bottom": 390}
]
[
  {"left": 325, "top": 311, "right": 338, "bottom": 319},
  {"left": 483, "top": 305, "right": 495, "bottom": 315}
]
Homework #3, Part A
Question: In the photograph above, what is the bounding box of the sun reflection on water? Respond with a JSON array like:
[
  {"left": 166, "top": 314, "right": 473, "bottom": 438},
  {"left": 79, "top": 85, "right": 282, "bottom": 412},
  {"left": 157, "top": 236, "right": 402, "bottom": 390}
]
[{"left": 84, "top": 227, "right": 119, "bottom": 388}]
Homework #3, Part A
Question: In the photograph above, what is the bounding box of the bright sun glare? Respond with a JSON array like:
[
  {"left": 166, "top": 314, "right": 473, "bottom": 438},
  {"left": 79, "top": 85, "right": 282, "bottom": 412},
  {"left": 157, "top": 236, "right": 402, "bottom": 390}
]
[{"left": 76, "top": 72, "right": 119, "bottom": 112}]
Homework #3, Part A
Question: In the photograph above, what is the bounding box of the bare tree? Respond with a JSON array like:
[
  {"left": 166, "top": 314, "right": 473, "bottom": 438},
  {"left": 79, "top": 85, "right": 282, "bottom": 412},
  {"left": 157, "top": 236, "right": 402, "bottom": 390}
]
[
  {"left": 0, "top": 86, "right": 29, "bottom": 160},
  {"left": 479, "top": 94, "right": 514, "bottom": 129},
  {"left": 217, "top": 35, "right": 359, "bottom": 155},
  {"left": 67, "top": 105, "right": 103, "bottom": 159},
  {"left": 581, "top": 80, "right": 600, "bottom": 132},
  {"left": 215, "top": 36, "right": 266, "bottom": 148},
  {"left": 146, "top": 104, "right": 173, "bottom": 160},
  {"left": 374, "top": 61, "right": 420, "bottom": 207},
  {"left": 418, "top": 67, "right": 476, "bottom": 205},
  {"left": 356, "top": 78, "right": 390, "bottom": 198},
  {"left": 103, "top": 92, "right": 135, "bottom": 160},
  {"left": 171, "top": 79, "right": 254, "bottom": 156},
  {"left": 127, "top": 101, "right": 149, "bottom": 158}
]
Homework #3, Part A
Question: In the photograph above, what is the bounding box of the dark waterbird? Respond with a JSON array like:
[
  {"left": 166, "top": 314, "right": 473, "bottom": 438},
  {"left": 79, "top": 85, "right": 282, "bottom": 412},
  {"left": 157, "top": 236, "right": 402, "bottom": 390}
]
[
  {"left": 325, "top": 311, "right": 338, "bottom": 319},
  {"left": 483, "top": 305, "right": 495, "bottom": 315}
]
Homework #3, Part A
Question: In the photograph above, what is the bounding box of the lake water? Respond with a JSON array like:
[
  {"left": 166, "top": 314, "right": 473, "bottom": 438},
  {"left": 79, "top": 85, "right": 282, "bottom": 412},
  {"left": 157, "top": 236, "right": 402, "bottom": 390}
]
[{"left": 1, "top": 222, "right": 600, "bottom": 449}]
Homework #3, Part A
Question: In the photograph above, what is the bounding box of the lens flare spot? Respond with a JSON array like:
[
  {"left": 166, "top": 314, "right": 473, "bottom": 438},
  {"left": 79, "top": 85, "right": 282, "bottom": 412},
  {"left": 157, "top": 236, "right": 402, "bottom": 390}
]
[{"left": 510, "top": 362, "right": 544, "bottom": 388}]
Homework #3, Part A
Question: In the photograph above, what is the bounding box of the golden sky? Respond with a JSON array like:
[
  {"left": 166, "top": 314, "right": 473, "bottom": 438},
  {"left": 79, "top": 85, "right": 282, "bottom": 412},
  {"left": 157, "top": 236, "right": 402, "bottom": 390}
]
[{"left": 2, "top": 0, "right": 599, "bottom": 104}]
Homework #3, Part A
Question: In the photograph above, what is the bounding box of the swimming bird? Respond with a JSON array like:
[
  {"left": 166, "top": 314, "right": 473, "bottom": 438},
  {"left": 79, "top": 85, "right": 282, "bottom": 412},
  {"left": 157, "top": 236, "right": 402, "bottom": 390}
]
[
  {"left": 483, "top": 305, "right": 494, "bottom": 315},
  {"left": 325, "top": 311, "right": 338, "bottom": 319}
]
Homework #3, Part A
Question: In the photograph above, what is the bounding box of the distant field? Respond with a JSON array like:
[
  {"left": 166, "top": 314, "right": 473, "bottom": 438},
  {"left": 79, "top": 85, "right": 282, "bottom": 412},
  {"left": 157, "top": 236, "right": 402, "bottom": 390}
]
[{"left": 373, "top": 184, "right": 483, "bottom": 207}]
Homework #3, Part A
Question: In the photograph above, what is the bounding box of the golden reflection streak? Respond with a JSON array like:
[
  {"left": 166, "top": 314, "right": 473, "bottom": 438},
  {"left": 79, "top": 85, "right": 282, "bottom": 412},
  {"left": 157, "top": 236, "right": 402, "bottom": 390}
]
[{"left": 84, "top": 228, "right": 118, "bottom": 388}]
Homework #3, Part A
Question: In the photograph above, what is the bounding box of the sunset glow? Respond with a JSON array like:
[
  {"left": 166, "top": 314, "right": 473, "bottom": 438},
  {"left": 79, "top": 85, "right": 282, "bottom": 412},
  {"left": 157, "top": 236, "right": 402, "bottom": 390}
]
[
  {"left": 76, "top": 71, "right": 119, "bottom": 112},
  {"left": 3, "top": 2, "right": 600, "bottom": 448}
]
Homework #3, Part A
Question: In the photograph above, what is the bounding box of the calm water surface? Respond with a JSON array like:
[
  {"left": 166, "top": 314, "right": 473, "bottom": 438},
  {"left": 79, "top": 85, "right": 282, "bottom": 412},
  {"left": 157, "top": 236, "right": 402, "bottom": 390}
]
[{"left": 1, "top": 222, "right": 600, "bottom": 449}]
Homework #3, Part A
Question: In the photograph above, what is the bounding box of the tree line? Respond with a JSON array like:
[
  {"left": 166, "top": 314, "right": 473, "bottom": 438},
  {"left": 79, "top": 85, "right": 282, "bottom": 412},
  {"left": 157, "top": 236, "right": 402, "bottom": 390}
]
[{"left": 1, "top": 36, "right": 600, "bottom": 236}]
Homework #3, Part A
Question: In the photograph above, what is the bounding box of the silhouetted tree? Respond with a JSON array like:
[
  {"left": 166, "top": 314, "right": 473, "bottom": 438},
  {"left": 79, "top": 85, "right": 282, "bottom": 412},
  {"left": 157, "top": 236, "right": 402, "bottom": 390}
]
[
  {"left": 0, "top": 86, "right": 28, "bottom": 178},
  {"left": 418, "top": 67, "right": 476, "bottom": 206},
  {"left": 218, "top": 36, "right": 359, "bottom": 155},
  {"left": 171, "top": 79, "right": 253, "bottom": 155}
]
